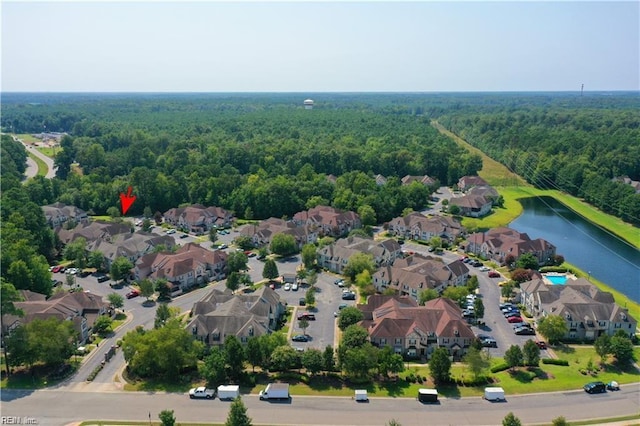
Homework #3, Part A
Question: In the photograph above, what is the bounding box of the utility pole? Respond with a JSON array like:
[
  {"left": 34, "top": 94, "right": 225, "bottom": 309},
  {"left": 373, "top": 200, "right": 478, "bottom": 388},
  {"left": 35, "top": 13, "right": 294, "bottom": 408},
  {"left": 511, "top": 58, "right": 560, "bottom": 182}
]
[{"left": 581, "top": 83, "right": 584, "bottom": 97}]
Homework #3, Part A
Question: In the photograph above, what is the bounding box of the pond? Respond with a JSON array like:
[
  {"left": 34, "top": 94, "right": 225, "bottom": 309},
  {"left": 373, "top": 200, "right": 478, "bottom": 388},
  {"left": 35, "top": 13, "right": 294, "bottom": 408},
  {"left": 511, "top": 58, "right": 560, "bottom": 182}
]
[{"left": 509, "top": 196, "right": 640, "bottom": 303}]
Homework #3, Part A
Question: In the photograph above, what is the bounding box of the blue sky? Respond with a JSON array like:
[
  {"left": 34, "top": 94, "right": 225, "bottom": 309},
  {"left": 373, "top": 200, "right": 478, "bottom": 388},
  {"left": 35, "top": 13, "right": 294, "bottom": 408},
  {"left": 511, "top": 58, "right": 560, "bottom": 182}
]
[{"left": 2, "top": 1, "right": 638, "bottom": 92}]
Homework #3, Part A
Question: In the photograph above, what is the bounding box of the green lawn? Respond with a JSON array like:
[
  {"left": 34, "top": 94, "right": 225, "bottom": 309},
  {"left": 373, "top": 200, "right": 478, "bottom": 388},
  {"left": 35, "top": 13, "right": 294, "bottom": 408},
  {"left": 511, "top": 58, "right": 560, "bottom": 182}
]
[
  {"left": 28, "top": 152, "right": 48, "bottom": 177},
  {"left": 37, "top": 147, "right": 57, "bottom": 158},
  {"left": 15, "top": 133, "right": 40, "bottom": 143}
]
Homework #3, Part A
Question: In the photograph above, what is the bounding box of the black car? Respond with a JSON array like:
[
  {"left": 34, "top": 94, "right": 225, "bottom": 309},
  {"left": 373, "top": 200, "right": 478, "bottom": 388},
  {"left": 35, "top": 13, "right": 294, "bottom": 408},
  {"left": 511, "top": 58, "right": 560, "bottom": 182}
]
[
  {"left": 584, "top": 381, "right": 606, "bottom": 394},
  {"left": 292, "top": 334, "right": 309, "bottom": 342},
  {"left": 341, "top": 292, "right": 356, "bottom": 300},
  {"left": 96, "top": 275, "right": 110, "bottom": 283}
]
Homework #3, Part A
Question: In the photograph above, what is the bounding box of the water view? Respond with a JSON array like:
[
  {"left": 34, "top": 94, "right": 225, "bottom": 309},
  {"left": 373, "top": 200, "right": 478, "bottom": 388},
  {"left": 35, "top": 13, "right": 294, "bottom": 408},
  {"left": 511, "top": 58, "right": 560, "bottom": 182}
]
[{"left": 509, "top": 196, "right": 640, "bottom": 303}]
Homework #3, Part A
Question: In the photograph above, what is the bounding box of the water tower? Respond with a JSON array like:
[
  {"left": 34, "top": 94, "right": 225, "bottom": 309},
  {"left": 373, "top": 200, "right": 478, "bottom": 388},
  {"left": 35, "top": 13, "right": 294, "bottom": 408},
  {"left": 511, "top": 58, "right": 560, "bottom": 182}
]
[{"left": 304, "top": 99, "right": 314, "bottom": 110}]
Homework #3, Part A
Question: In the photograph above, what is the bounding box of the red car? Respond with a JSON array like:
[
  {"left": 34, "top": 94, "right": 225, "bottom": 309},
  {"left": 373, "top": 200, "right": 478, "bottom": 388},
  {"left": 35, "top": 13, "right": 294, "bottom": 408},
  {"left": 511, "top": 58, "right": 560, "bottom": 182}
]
[
  {"left": 126, "top": 289, "right": 140, "bottom": 299},
  {"left": 488, "top": 271, "right": 500, "bottom": 278},
  {"left": 52, "top": 266, "right": 61, "bottom": 273},
  {"left": 507, "top": 316, "right": 524, "bottom": 323}
]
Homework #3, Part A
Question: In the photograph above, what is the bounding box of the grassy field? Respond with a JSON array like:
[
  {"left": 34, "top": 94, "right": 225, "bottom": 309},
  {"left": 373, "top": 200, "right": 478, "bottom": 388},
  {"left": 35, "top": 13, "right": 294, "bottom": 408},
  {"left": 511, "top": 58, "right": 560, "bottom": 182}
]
[
  {"left": 37, "top": 147, "right": 57, "bottom": 158},
  {"left": 28, "top": 152, "right": 48, "bottom": 177},
  {"left": 432, "top": 120, "right": 640, "bottom": 249},
  {"left": 15, "top": 133, "right": 40, "bottom": 143}
]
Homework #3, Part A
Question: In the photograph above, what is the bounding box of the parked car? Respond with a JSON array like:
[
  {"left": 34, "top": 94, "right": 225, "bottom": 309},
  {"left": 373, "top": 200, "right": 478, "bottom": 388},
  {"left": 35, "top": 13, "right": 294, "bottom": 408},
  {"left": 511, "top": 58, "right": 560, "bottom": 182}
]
[
  {"left": 507, "top": 316, "right": 524, "bottom": 323},
  {"left": 52, "top": 266, "right": 61, "bottom": 273},
  {"left": 514, "top": 327, "right": 535, "bottom": 335},
  {"left": 481, "top": 338, "right": 498, "bottom": 348},
  {"left": 299, "top": 298, "right": 306, "bottom": 306},
  {"left": 126, "top": 289, "right": 140, "bottom": 299},
  {"left": 606, "top": 381, "right": 620, "bottom": 391},
  {"left": 292, "top": 334, "right": 309, "bottom": 342},
  {"left": 297, "top": 313, "right": 316, "bottom": 321},
  {"left": 342, "top": 292, "right": 356, "bottom": 300},
  {"left": 219, "top": 244, "right": 228, "bottom": 249},
  {"left": 247, "top": 252, "right": 256, "bottom": 257},
  {"left": 179, "top": 233, "right": 189, "bottom": 239},
  {"left": 189, "top": 386, "right": 215, "bottom": 399},
  {"left": 535, "top": 341, "right": 547, "bottom": 349},
  {"left": 504, "top": 311, "right": 521, "bottom": 319},
  {"left": 291, "top": 283, "right": 299, "bottom": 291},
  {"left": 283, "top": 283, "right": 291, "bottom": 291},
  {"left": 583, "top": 381, "right": 606, "bottom": 394},
  {"left": 338, "top": 303, "right": 348, "bottom": 310},
  {"left": 479, "top": 266, "right": 490, "bottom": 272},
  {"left": 488, "top": 271, "right": 500, "bottom": 278},
  {"left": 58, "top": 266, "right": 66, "bottom": 273},
  {"left": 96, "top": 274, "right": 110, "bottom": 283}
]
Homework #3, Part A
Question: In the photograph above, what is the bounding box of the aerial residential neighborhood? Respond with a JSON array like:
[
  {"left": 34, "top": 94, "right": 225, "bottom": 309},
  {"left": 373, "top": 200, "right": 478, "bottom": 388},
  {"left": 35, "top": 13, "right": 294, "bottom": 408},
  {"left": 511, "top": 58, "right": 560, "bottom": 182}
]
[{"left": 2, "top": 89, "right": 639, "bottom": 426}]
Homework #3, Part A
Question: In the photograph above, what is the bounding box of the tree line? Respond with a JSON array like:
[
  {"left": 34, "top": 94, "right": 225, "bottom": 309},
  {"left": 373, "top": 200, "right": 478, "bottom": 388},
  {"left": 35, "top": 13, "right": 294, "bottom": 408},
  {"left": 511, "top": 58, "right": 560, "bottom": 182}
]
[{"left": 438, "top": 106, "right": 640, "bottom": 225}]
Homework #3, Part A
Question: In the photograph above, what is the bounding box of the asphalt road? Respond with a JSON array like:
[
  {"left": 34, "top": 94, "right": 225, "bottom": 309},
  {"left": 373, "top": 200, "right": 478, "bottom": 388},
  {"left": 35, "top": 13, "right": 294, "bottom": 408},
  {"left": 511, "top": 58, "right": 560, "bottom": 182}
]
[
  {"left": 16, "top": 137, "right": 57, "bottom": 179},
  {"left": 2, "top": 385, "right": 639, "bottom": 426}
]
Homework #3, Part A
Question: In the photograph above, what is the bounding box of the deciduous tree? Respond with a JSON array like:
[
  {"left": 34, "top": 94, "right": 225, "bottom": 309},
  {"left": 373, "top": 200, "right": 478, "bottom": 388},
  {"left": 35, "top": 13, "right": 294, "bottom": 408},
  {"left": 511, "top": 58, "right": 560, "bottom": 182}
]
[
  {"left": 227, "top": 251, "right": 249, "bottom": 273},
  {"left": 302, "top": 348, "right": 324, "bottom": 376},
  {"left": 107, "top": 293, "right": 124, "bottom": 310},
  {"left": 338, "top": 307, "right": 364, "bottom": 331},
  {"left": 502, "top": 412, "right": 522, "bottom": 426},
  {"left": 138, "top": 278, "right": 155, "bottom": 300},
  {"left": 224, "top": 335, "right": 246, "bottom": 380},
  {"left": 429, "top": 347, "right": 451, "bottom": 384},
  {"left": 505, "top": 345, "right": 523, "bottom": 370},
  {"left": 225, "top": 396, "right": 252, "bottom": 426},
  {"left": 537, "top": 315, "right": 568, "bottom": 344},
  {"left": 301, "top": 244, "right": 317, "bottom": 270},
  {"left": 343, "top": 252, "right": 376, "bottom": 282},
  {"left": 418, "top": 288, "right": 439, "bottom": 305},
  {"left": 110, "top": 257, "right": 133, "bottom": 284},
  {"left": 159, "top": 410, "right": 176, "bottom": 426},
  {"left": 522, "top": 339, "right": 540, "bottom": 366},
  {"left": 201, "top": 347, "right": 227, "bottom": 387},
  {"left": 464, "top": 346, "right": 490, "bottom": 381},
  {"left": 262, "top": 259, "right": 279, "bottom": 281},
  {"left": 270, "top": 233, "right": 297, "bottom": 256}
]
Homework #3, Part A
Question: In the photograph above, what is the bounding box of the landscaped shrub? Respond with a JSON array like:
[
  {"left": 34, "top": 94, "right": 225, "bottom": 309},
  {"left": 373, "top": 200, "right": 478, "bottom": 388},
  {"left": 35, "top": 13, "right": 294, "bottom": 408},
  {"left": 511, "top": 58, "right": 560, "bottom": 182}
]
[
  {"left": 539, "top": 266, "right": 568, "bottom": 273},
  {"left": 491, "top": 363, "right": 510, "bottom": 373},
  {"left": 542, "top": 358, "right": 569, "bottom": 366},
  {"left": 87, "top": 364, "right": 104, "bottom": 381}
]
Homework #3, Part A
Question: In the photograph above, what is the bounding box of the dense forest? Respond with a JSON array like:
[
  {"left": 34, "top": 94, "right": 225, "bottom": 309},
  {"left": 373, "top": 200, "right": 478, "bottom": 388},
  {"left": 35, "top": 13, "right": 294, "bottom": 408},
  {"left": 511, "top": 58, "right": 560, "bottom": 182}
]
[
  {"left": 1, "top": 92, "right": 639, "bottom": 228},
  {"left": 2, "top": 94, "right": 485, "bottom": 222},
  {"left": 438, "top": 103, "right": 640, "bottom": 224}
]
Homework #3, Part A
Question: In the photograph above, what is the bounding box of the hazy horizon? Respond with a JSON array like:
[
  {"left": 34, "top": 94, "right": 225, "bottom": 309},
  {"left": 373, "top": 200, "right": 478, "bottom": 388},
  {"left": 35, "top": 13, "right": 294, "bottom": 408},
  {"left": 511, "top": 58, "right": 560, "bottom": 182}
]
[{"left": 3, "top": 1, "right": 638, "bottom": 92}]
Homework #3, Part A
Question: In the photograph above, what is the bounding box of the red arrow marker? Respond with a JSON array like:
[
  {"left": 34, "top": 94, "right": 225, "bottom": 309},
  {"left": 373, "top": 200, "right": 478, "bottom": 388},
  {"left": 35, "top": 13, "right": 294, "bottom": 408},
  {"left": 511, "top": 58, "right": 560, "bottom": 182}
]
[{"left": 119, "top": 186, "right": 136, "bottom": 216}]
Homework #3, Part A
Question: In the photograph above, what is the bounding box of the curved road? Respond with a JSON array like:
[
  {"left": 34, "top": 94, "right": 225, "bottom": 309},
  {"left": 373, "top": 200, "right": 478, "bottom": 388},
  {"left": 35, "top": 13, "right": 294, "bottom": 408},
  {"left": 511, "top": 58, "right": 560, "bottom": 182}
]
[
  {"left": 1, "top": 385, "right": 639, "bottom": 426},
  {"left": 15, "top": 137, "right": 57, "bottom": 179}
]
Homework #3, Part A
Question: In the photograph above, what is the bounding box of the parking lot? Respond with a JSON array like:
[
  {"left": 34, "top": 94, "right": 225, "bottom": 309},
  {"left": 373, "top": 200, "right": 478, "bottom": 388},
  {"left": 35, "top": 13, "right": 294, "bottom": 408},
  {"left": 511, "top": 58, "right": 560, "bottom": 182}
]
[{"left": 63, "top": 221, "right": 544, "bottom": 358}]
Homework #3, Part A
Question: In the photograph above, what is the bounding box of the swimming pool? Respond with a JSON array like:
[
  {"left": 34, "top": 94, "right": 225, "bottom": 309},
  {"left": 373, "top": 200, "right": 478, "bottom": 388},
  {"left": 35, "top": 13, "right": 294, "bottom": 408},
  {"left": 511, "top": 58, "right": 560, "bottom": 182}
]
[{"left": 545, "top": 274, "right": 568, "bottom": 285}]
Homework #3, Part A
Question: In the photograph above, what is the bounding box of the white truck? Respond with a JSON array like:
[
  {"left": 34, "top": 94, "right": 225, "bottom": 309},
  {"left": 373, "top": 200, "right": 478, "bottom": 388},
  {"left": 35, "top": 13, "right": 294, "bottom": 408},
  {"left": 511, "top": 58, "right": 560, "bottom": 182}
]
[
  {"left": 484, "top": 387, "right": 505, "bottom": 401},
  {"left": 259, "top": 383, "right": 290, "bottom": 400},
  {"left": 217, "top": 384, "right": 240, "bottom": 401},
  {"left": 189, "top": 386, "right": 215, "bottom": 399}
]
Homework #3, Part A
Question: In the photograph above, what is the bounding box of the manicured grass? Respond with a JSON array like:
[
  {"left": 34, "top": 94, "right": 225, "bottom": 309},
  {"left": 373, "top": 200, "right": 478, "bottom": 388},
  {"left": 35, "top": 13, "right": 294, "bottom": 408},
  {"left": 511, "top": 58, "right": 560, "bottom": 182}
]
[
  {"left": 28, "top": 152, "right": 48, "bottom": 177},
  {"left": 433, "top": 121, "right": 639, "bottom": 249},
  {"left": 15, "top": 133, "right": 40, "bottom": 143},
  {"left": 37, "top": 147, "right": 57, "bottom": 158}
]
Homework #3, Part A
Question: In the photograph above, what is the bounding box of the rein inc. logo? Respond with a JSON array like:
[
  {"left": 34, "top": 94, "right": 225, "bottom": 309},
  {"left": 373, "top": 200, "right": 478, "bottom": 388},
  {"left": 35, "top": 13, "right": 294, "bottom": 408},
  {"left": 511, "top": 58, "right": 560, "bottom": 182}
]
[{"left": 1, "top": 417, "right": 38, "bottom": 424}]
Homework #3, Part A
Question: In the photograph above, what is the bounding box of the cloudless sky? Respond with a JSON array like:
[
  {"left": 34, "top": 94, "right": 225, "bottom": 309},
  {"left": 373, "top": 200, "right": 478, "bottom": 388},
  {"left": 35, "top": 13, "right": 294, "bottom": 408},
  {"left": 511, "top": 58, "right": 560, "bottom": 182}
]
[{"left": 2, "top": 1, "right": 638, "bottom": 92}]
